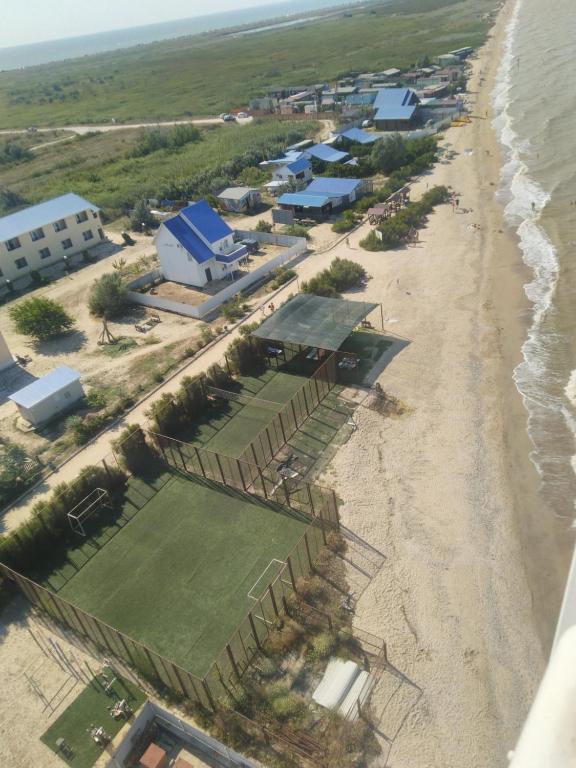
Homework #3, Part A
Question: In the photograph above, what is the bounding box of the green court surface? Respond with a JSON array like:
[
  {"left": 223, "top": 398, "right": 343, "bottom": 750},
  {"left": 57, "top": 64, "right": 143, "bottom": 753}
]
[
  {"left": 41, "top": 675, "right": 146, "bottom": 768},
  {"left": 57, "top": 472, "right": 308, "bottom": 677},
  {"left": 187, "top": 368, "right": 307, "bottom": 457}
]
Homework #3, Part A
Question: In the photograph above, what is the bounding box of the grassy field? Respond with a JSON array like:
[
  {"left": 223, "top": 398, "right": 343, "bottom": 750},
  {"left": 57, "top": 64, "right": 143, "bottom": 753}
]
[
  {"left": 56, "top": 471, "right": 308, "bottom": 676},
  {"left": 0, "top": 120, "right": 316, "bottom": 218},
  {"left": 189, "top": 368, "right": 309, "bottom": 457},
  {"left": 0, "top": 0, "right": 493, "bottom": 129},
  {"left": 41, "top": 675, "right": 146, "bottom": 768}
]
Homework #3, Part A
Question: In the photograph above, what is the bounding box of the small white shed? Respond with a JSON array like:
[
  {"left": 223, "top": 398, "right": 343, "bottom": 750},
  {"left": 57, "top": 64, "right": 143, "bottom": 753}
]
[
  {"left": 9, "top": 366, "right": 84, "bottom": 426},
  {"left": 0, "top": 330, "right": 14, "bottom": 372}
]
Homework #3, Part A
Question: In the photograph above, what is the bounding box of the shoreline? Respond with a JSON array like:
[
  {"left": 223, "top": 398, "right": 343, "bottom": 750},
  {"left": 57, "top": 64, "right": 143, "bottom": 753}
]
[{"left": 320, "top": 0, "right": 570, "bottom": 764}]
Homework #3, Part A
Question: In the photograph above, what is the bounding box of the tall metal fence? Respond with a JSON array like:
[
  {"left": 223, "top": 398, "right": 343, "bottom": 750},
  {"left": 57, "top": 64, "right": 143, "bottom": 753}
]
[
  {"left": 0, "top": 438, "right": 340, "bottom": 713},
  {"left": 237, "top": 351, "right": 339, "bottom": 470}
]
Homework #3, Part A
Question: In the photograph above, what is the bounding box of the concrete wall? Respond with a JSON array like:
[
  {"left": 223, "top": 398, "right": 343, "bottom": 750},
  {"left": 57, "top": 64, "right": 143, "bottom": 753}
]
[
  {"left": 0, "top": 209, "right": 104, "bottom": 283},
  {"left": 0, "top": 330, "right": 14, "bottom": 372},
  {"left": 17, "top": 379, "right": 84, "bottom": 427},
  {"left": 127, "top": 231, "right": 306, "bottom": 319}
]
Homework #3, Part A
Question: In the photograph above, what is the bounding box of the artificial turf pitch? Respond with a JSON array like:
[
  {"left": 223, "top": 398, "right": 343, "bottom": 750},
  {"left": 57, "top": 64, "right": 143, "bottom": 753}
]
[
  {"left": 188, "top": 369, "right": 307, "bottom": 457},
  {"left": 57, "top": 471, "right": 308, "bottom": 677}
]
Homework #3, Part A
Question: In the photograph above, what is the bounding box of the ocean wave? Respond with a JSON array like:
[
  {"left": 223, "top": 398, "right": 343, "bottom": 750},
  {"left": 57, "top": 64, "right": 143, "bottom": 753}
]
[{"left": 491, "top": 0, "right": 576, "bottom": 513}]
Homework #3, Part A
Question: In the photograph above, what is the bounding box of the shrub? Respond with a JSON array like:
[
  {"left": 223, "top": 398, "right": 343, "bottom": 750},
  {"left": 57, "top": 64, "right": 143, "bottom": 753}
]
[
  {"left": 66, "top": 413, "right": 106, "bottom": 446},
  {"left": 302, "top": 258, "right": 366, "bottom": 297},
  {"left": 309, "top": 632, "right": 336, "bottom": 660},
  {"left": 89, "top": 272, "right": 129, "bottom": 319},
  {"left": 222, "top": 295, "right": 246, "bottom": 322},
  {"left": 175, "top": 375, "right": 207, "bottom": 423},
  {"left": 206, "top": 362, "right": 231, "bottom": 389},
  {"left": 9, "top": 297, "right": 74, "bottom": 341},
  {"left": 130, "top": 199, "right": 156, "bottom": 232},
  {"left": 145, "top": 392, "right": 181, "bottom": 435},
  {"left": 255, "top": 219, "right": 272, "bottom": 233},
  {"left": 268, "top": 267, "right": 296, "bottom": 290},
  {"left": 112, "top": 424, "right": 155, "bottom": 474},
  {"left": 225, "top": 336, "right": 264, "bottom": 375},
  {"left": 0, "top": 440, "right": 36, "bottom": 509},
  {"left": 359, "top": 230, "right": 382, "bottom": 251},
  {"left": 270, "top": 692, "right": 306, "bottom": 722},
  {"left": 283, "top": 223, "right": 310, "bottom": 240}
]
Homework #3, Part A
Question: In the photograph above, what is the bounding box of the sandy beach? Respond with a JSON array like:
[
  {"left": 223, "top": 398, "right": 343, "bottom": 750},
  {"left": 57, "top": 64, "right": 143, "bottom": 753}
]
[{"left": 318, "top": 1, "right": 571, "bottom": 764}]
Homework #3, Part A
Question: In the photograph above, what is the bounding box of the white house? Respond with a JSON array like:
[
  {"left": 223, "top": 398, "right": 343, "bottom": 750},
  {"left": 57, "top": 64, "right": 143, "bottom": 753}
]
[
  {"left": 0, "top": 193, "right": 105, "bottom": 284},
  {"left": 154, "top": 200, "right": 249, "bottom": 287},
  {"left": 272, "top": 158, "right": 313, "bottom": 185},
  {"left": 9, "top": 366, "right": 84, "bottom": 427},
  {"left": 0, "top": 330, "right": 14, "bottom": 372}
]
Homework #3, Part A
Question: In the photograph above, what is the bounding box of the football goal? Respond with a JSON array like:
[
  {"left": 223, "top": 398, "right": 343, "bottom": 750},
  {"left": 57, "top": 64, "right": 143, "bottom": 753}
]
[{"left": 67, "top": 488, "right": 113, "bottom": 537}]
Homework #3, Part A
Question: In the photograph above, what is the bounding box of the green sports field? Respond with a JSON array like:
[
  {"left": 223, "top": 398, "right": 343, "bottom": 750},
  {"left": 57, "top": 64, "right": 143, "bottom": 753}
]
[
  {"left": 188, "top": 368, "right": 308, "bottom": 457},
  {"left": 56, "top": 471, "right": 308, "bottom": 677}
]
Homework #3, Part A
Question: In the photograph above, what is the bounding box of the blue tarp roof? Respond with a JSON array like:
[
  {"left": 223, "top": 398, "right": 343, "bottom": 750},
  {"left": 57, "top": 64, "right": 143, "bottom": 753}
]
[
  {"left": 286, "top": 157, "right": 311, "bottom": 174},
  {"left": 163, "top": 215, "right": 215, "bottom": 264},
  {"left": 305, "top": 177, "right": 362, "bottom": 196},
  {"left": 10, "top": 366, "right": 81, "bottom": 409},
  {"left": 339, "top": 127, "right": 379, "bottom": 144},
  {"left": 0, "top": 193, "right": 98, "bottom": 242},
  {"left": 374, "top": 87, "right": 419, "bottom": 122},
  {"left": 305, "top": 144, "right": 349, "bottom": 163},
  {"left": 278, "top": 193, "right": 332, "bottom": 208},
  {"left": 180, "top": 200, "right": 232, "bottom": 244}
]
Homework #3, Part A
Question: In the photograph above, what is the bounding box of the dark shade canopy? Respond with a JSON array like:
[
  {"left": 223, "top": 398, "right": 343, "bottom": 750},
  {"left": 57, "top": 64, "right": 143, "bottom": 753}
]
[{"left": 253, "top": 294, "right": 378, "bottom": 351}]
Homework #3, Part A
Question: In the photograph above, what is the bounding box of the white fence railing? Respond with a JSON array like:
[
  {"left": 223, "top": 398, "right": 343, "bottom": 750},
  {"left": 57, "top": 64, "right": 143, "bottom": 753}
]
[{"left": 126, "top": 231, "right": 306, "bottom": 319}]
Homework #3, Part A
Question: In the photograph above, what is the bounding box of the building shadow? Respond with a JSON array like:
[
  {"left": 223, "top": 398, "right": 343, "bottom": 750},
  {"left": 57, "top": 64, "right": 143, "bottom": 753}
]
[{"left": 0, "top": 364, "right": 38, "bottom": 405}]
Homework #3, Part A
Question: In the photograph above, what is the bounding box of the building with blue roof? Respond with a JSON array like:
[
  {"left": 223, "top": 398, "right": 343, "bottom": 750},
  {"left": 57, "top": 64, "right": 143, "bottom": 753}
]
[
  {"left": 278, "top": 177, "right": 370, "bottom": 218},
  {"left": 303, "top": 144, "right": 350, "bottom": 164},
  {"left": 10, "top": 366, "right": 84, "bottom": 426},
  {"left": 270, "top": 157, "right": 313, "bottom": 191},
  {"left": 373, "top": 88, "right": 421, "bottom": 131},
  {"left": 154, "top": 200, "right": 249, "bottom": 287},
  {"left": 0, "top": 193, "right": 104, "bottom": 284},
  {"left": 337, "top": 127, "right": 380, "bottom": 146}
]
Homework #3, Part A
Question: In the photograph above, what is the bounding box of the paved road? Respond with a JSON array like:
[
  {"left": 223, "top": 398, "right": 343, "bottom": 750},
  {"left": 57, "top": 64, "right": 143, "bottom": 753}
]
[{"left": 0, "top": 116, "right": 253, "bottom": 136}]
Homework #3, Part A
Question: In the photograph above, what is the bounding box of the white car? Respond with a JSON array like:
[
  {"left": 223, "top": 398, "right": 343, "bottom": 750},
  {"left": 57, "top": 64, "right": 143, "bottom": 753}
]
[{"left": 237, "top": 112, "right": 249, "bottom": 119}]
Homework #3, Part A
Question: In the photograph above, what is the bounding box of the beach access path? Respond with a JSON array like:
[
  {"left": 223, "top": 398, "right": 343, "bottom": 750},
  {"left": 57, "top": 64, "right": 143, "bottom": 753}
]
[{"left": 0, "top": 116, "right": 253, "bottom": 136}]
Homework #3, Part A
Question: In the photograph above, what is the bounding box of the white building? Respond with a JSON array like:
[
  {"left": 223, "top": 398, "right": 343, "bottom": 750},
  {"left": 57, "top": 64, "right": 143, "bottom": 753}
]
[
  {"left": 0, "top": 330, "right": 14, "bottom": 372},
  {"left": 154, "top": 200, "right": 250, "bottom": 287},
  {"left": 9, "top": 366, "right": 84, "bottom": 427},
  {"left": 217, "top": 187, "right": 261, "bottom": 213},
  {"left": 272, "top": 158, "right": 313, "bottom": 184},
  {"left": 0, "top": 193, "right": 104, "bottom": 283}
]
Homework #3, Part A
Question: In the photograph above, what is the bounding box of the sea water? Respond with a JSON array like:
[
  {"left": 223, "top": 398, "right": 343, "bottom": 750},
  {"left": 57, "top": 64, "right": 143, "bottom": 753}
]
[{"left": 493, "top": 0, "right": 576, "bottom": 518}]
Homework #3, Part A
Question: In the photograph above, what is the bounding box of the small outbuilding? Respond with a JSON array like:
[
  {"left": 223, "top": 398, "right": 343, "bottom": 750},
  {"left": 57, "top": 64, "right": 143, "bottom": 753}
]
[
  {"left": 217, "top": 187, "right": 261, "bottom": 213},
  {"left": 9, "top": 365, "right": 84, "bottom": 427},
  {"left": 0, "top": 330, "right": 14, "bottom": 372}
]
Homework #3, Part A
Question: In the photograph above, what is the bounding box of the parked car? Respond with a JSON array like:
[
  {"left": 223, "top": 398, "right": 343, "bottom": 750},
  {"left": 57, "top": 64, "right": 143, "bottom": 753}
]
[
  {"left": 361, "top": 119, "right": 373, "bottom": 128},
  {"left": 222, "top": 114, "right": 236, "bottom": 122},
  {"left": 237, "top": 112, "right": 249, "bottom": 119}
]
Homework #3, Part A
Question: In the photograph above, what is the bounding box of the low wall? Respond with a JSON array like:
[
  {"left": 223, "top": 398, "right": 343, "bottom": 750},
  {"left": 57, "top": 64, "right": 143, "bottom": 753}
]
[{"left": 126, "top": 232, "right": 306, "bottom": 319}]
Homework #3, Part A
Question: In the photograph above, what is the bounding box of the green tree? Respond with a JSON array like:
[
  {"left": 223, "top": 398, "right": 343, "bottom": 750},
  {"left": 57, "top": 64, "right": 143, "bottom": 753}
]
[
  {"left": 129, "top": 199, "right": 156, "bottom": 232},
  {"left": 0, "top": 440, "right": 33, "bottom": 507},
  {"left": 370, "top": 133, "right": 408, "bottom": 174},
  {"left": 9, "top": 297, "right": 74, "bottom": 341},
  {"left": 89, "top": 272, "right": 129, "bottom": 319},
  {"left": 255, "top": 220, "right": 272, "bottom": 233},
  {"left": 0, "top": 188, "right": 29, "bottom": 216}
]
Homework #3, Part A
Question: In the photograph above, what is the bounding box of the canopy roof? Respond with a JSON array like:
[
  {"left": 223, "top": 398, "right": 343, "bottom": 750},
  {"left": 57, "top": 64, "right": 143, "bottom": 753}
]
[{"left": 253, "top": 294, "right": 378, "bottom": 351}]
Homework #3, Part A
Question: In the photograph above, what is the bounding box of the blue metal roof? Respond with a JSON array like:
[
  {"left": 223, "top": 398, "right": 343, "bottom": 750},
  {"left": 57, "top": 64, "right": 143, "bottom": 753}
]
[
  {"left": 305, "top": 144, "right": 349, "bottom": 163},
  {"left": 0, "top": 193, "right": 98, "bottom": 243},
  {"left": 278, "top": 193, "right": 332, "bottom": 208},
  {"left": 305, "top": 177, "right": 362, "bottom": 196},
  {"left": 286, "top": 157, "right": 311, "bottom": 174},
  {"left": 345, "top": 93, "right": 377, "bottom": 106},
  {"left": 163, "top": 214, "right": 215, "bottom": 264},
  {"left": 339, "top": 128, "right": 379, "bottom": 145},
  {"left": 180, "top": 200, "right": 232, "bottom": 244},
  {"left": 10, "top": 366, "right": 81, "bottom": 409},
  {"left": 216, "top": 245, "right": 248, "bottom": 264},
  {"left": 374, "top": 88, "right": 419, "bottom": 122}
]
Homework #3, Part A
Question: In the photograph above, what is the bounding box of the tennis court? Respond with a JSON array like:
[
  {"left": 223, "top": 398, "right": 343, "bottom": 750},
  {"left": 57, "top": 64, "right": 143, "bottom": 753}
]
[
  {"left": 188, "top": 369, "right": 308, "bottom": 457},
  {"left": 55, "top": 471, "right": 308, "bottom": 677}
]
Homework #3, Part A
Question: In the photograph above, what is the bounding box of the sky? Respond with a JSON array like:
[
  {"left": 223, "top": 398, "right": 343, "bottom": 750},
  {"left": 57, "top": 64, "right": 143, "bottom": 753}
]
[{"left": 0, "top": 0, "right": 291, "bottom": 49}]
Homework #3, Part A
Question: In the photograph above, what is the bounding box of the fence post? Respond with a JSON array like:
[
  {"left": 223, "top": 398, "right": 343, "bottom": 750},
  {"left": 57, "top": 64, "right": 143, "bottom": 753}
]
[
  {"left": 268, "top": 584, "right": 280, "bottom": 617},
  {"left": 248, "top": 612, "right": 262, "bottom": 650},
  {"left": 318, "top": 507, "right": 328, "bottom": 545},
  {"left": 177, "top": 444, "right": 188, "bottom": 472},
  {"left": 202, "top": 679, "right": 216, "bottom": 711},
  {"left": 286, "top": 556, "right": 297, "bottom": 591},
  {"left": 226, "top": 644, "right": 241, "bottom": 681},
  {"left": 290, "top": 399, "right": 299, "bottom": 429},
  {"left": 250, "top": 444, "right": 259, "bottom": 467},
  {"left": 264, "top": 427, "right": 274, "bottom": 460},
  {"left": 303, "top": 531, "right": 314, "bottom": 572},
  {"left": 102, "top": 457, "right": 113, "bottom": 480},
  {"left": 277, "top": 411, "right": 287, "bottom": 446},
  {"left": 194, "top": 446, "right": 207, "bottom": 478},
  {"left": 214, "top": 453, "right": 227, "bottom": 485},
  {"left": 306, "top": 483, "right": 315, "bottom": 516},
  {"left": 237, "top": 459, "right": 248, "bottom": 492}
]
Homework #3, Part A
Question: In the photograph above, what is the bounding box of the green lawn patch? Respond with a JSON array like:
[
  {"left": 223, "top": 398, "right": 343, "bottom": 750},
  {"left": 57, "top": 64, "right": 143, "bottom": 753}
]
[
  {"left": 56, "top": 471, "right": 308, "bottom": 676},
  {"left": 41, "top": 675, "right": 146, "bottom": 768},
  {"left": 187, "top": 369, "right": 307, "bottom": 458}
]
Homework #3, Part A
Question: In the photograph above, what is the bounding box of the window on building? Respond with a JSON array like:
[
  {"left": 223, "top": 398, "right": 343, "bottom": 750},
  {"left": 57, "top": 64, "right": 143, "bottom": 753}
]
[
  {"left": 75, "top": 211, "right": 88, "bottom": 224},
  {"left": 61, "top": 238, "right": 73, "bottom": 250},
  {"left": 39, "top": 247, "right": 51, "bottom": 259},
  {"left": 92, "top": 211, "right": 99, "bottom": 219},
  {"left": 82, "top": 229, "right": 94, "bottom": 241},
  {"left": 53, "top": 219, "right": 67, "bottom": 232},
  {"left": 30, "top": 227, "right": 45, "bottom": 241},
  {"left": 98, "top": 228, "right": 104, "bottom": 240},
  {"left": 5, "top": 237, "right": 21, "bottom": 251},
  {"left": 15, "top": 257, "right": 28, "bottom": 269}
]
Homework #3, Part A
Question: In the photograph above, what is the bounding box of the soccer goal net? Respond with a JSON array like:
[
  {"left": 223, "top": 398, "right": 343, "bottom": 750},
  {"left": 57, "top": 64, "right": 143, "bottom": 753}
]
[{"left": 67, "top": 488, "right": 112, "bottom": 537}]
